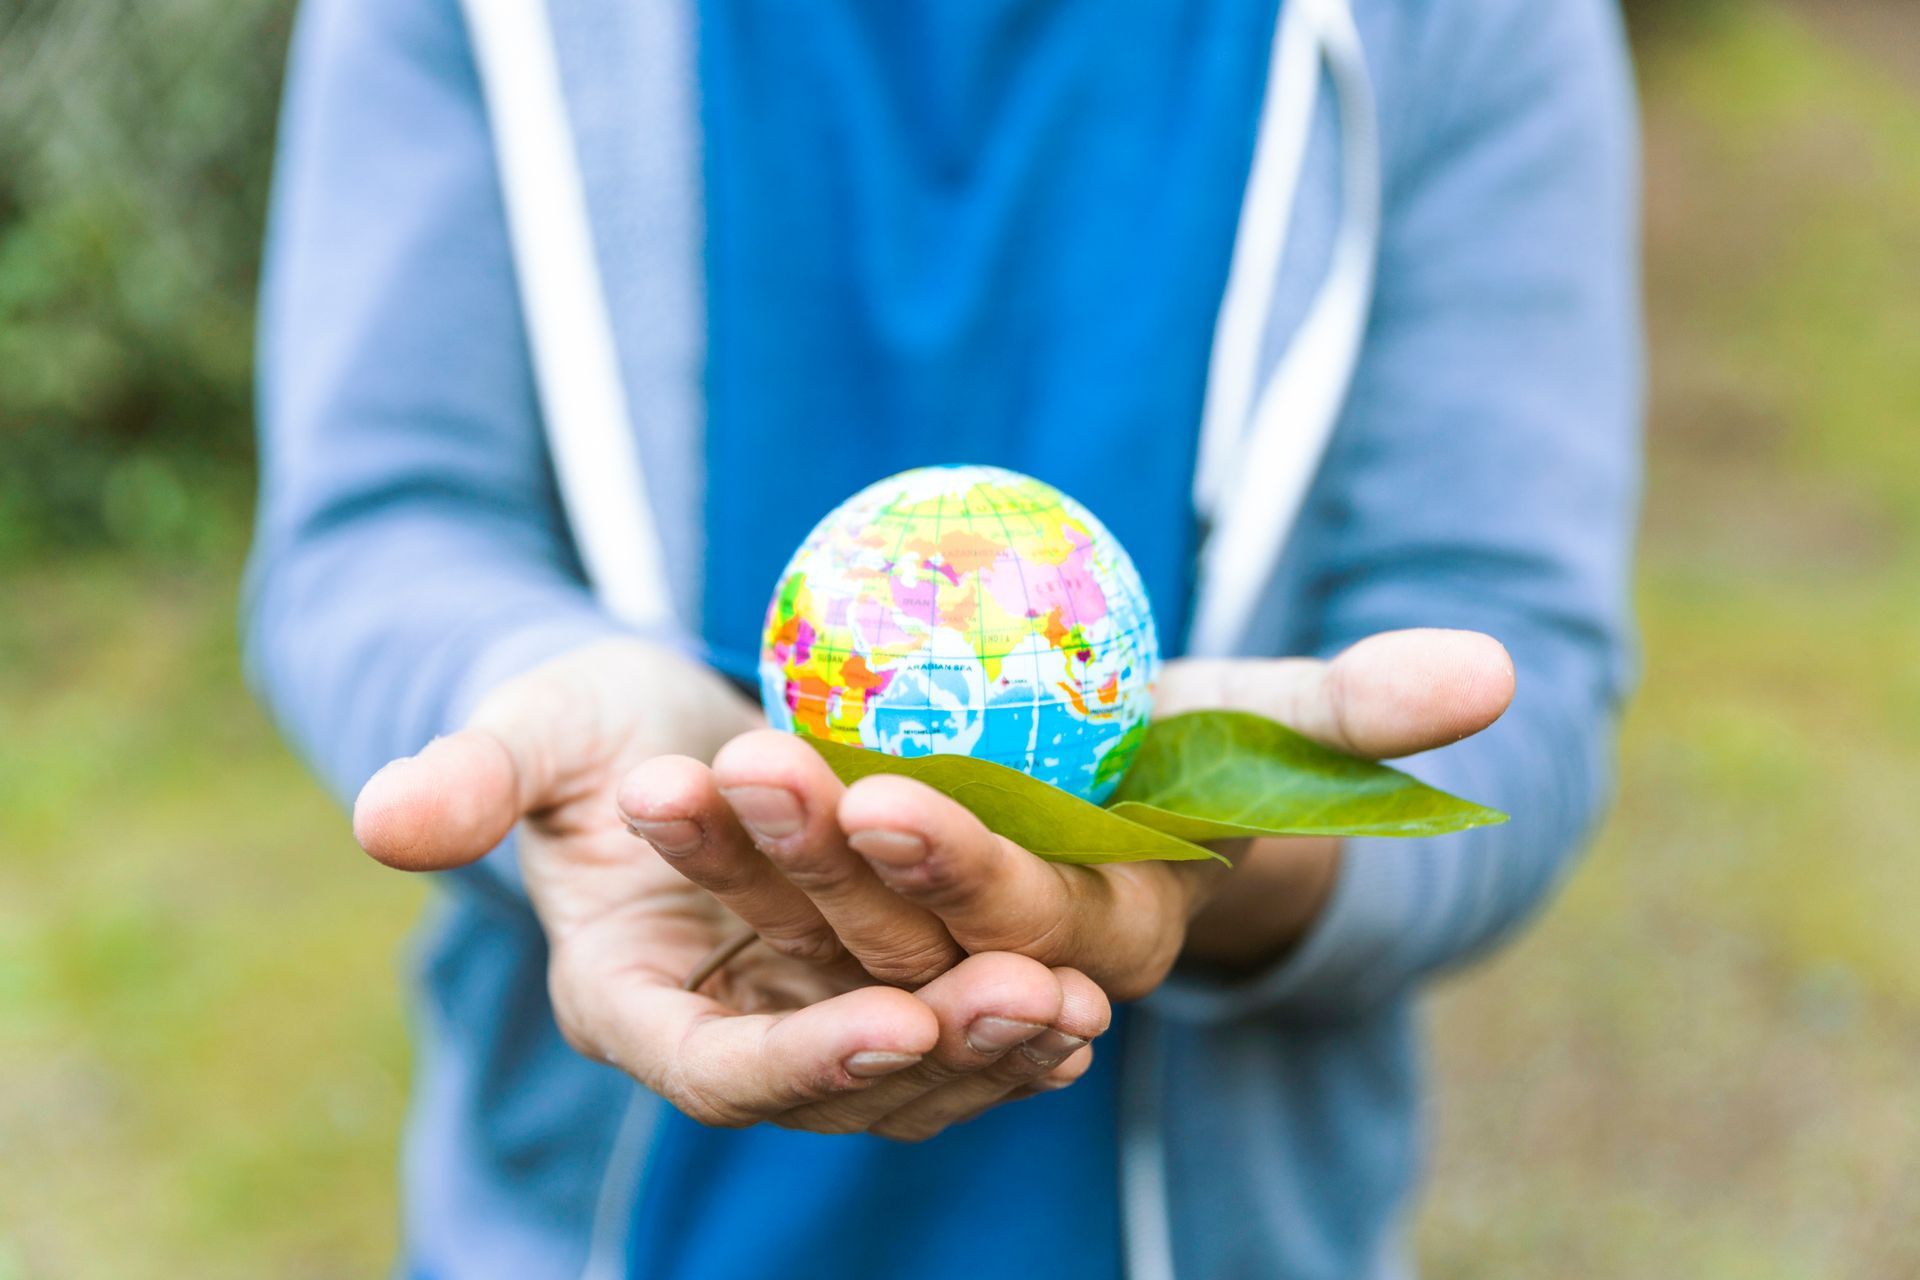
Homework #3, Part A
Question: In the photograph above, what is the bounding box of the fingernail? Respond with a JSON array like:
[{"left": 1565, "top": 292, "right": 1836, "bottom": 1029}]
[
  {"left": 1017, "top": 1030, "right": 1088, "bottom": 1068},
  {"left": 623, "top": 816, "right": 702, "bottom": 856},
  {"left": 721, "top": 785, "right": 804, "bottom": 840},
  {"left": 847, "top": 828, "right": 928, "bottom": 868},
  {"left": 965, "top": 1016, "right": 1046, "bottom": 1056},
  {"left": 845, "top": 1050, "right": 922, "bottom": 1078}
]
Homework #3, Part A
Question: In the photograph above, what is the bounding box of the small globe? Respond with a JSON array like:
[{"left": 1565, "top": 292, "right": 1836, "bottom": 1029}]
[{"left": 760, "top": 465, "right": 1159, "bottom": 804}]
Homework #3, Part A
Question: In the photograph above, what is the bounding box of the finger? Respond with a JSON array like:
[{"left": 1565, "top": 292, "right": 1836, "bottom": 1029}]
[
  {"left": 670, "top": 987, "right": 938, "bottom": 1126},
  {"left": 617, "top": 754, "right": 849, "bottom": 970},
  {"left": 839, "top": 776, "right": 1192, "bottom": 1000},
  {"left": 353, "top": 651, "right": 616, "bottom": 872},
  {"left": 555, "top": 942, "right": 940, "bottom": 1128},
  {"left": 353, "top": 640, "right": 759, "bottom": 873},
  {"left": 999, "top": 1042, "right": 1097, "bottom": 1104},
  {"left": 354, "top": 730, "right": 525, "bottom": 871},
  {"left": 778, "top": 952, "right": 1062, "bottom": 1134},
  {"left": 713, "top": 730, "right": 963, "bottom": 987},
  {"left": 1158, "top": 628, "right": 1515, "bottom": 759},
  {"left": 870, "top": 966, "right": 1110, "bottom": 1142}
]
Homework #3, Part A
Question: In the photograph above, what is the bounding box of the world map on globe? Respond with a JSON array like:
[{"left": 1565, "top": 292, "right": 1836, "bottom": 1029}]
[{"left": 759, "top": 465, "right": 1160, "bottom": 804}]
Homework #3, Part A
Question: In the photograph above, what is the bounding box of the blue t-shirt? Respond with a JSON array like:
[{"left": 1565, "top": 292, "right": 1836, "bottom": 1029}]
[{"left": 629, "top": 2, "right": 1277, "bottom": 1275}]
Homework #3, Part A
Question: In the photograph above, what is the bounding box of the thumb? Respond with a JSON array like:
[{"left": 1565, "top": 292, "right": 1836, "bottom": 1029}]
[
  {"left": 353, "top": 728, "right": 531, "bottom": 872},
  {"left": 1159, "top": 628, "right": 1515, "bottom": 760},
  {"left": 352, "top": 661, "right": 586, "bottom": 872}
]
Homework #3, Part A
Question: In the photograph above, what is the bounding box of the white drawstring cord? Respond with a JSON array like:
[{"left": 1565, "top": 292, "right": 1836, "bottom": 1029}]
[
  {"left": 1185, "top": 0, "right": 1381, "bottom": 659},
  {"left": 457, "top": 5, "right": 675, "bottom": 1278},
  {"left": 1191, "top": 0, "right": 1324, "bottom": 524},
  {"left": 460, "top": 0, "right": 677, "bottom": 633}
]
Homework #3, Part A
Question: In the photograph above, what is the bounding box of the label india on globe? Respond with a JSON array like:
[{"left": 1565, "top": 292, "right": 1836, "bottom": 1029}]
[{"left": 759, "top": 465, "right": 1160, "bottom": 805}]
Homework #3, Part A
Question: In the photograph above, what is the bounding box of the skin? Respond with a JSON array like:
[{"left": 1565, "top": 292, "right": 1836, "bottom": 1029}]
[{"left": 354, "top": 628, "right": 1513, "bottom": 1140}]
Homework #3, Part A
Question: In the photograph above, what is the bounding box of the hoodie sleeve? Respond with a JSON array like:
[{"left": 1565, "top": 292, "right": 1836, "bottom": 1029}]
[
  {"left": 1150, "top": 0, "right": 1643, "bottom": 1023},
  {"left": 243, "top": 0, "right": 643, "bottom": 896}
]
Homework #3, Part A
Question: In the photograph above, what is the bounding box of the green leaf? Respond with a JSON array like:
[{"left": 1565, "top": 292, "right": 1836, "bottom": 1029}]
[
  {"left": 799, "top": 709, "right": 1507, "bottom": 866},
  {"left": 800, "top": 736, "right": 1223, "bottom": 865},
  {"left": 1107, "top": 710, "right": 1509, "bottom": 841}
]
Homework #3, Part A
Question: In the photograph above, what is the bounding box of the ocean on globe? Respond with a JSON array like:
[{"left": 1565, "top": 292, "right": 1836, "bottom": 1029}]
[{"left": 759, "top": 465, "right": 1159, "bottom": 804}]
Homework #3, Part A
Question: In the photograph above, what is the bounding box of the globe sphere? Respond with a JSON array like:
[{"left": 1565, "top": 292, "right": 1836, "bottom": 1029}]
[{"left": 759, "top": 465, "right": 1159, "bottom": 804}]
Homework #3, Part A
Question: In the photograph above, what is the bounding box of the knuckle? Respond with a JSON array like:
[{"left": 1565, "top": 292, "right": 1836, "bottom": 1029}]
[
  {"left": 871, "top": 1117, "right": 943, "bottom": 1144},
  {"left": 880, "top": 847, "right": 981, "bottom": 910},
  {"left": 1083, "top": 882, "right": 1185, "bottom": 1001},
  {"left": 1099, "top": 960, "right": 1169, "bottom": 1004},
  {"left": 760, "top": 925, "right": 848, "bottom": 969},
  {"left": 663, "top": 1066, "right": 758, "bottom": 1130},
  {"left": 785, "top": 1108, "right": 872, "bottom": 1136},
  {"left": 1003, "top": 908, "right": 1075, "bottom": 963},
  {"left": 1085, "top": 949, "right": 1164, "bottom": 1002},
  {"left": 863, "top": 939, "right": 962, "bottom": 989},
  {"left": 1130, "top": 922, "right": 1187, "bottom": 993},
  {"left": 773, "top": 1114, "right": 858, "bottom": 1136},
  {"left": 680, "top": 1099, "right": 739, "bottom": 1129},
  {"left": 886, "top": 1055, "right": 965, "bottom": 1093},
  {"left": 552, "top": 1015, "right": 602, "bottom": 1064},
  {"left": 681, "top": 853, "right": 768, "bottom": 899},
  {"left": 766, "top": 851, "right": 849, "bottom": 892},
  {"left": 675, "top": 1085, "right": 752, "bottom": 1130}
]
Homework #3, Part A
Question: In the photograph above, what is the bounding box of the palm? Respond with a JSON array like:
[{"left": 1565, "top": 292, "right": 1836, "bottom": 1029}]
[
  {"left": 520, "top": 808, "right": 853, "bottom": 1017},
  {"left": 355, "top": 639, "right": 1116, "bottom": 1136},
  {"left": 463, "top": 643, "right": 856, "bottom": 1017}
]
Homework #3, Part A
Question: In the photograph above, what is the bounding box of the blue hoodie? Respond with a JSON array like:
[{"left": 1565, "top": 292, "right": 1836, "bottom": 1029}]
[{"left": 246, "top": 1, "right": 1641, "bottom": 1276}]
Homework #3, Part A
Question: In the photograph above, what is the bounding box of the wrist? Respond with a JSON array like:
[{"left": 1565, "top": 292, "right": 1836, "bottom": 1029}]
[{"left": 1180, "top": 837, "right": 1341, "bottom": 975}]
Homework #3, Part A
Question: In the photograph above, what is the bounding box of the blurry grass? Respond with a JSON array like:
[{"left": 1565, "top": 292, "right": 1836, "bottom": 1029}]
[
  {"left": 3, "top": 2, "right": 1918, "bottom": 1277},
  {"left": 1419, "top": 5, "right": 1920, "bottom": 1278},
  {"left": 0, "top": 562, "right": 420, "bottom": 1278}
]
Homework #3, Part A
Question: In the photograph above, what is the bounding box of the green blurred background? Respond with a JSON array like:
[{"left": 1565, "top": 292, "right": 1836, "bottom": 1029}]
[{"left": 2, "top": 1, "right": 1916, "bottom": 1275}]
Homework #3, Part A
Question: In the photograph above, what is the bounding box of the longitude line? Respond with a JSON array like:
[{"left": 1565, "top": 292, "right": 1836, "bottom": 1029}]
[{"left": 981, "top": 492, "right": 1054, "bottom": 774}]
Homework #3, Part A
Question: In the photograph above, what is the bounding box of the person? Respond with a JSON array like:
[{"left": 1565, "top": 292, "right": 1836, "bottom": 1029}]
[{"left": 245, "top": 0, "right": 1640, "bottom": 1275}]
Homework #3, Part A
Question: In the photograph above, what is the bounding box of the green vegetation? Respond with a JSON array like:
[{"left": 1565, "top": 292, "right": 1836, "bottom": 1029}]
[
  {"left": 1419, "top": 9, "right": 1920, "bottom": 1277},
  {"left": 0, "top": 561, "right": 419, "bottom": 1277},
  {"left": 0, "top": 0, "right": 291, "bottom": 560},
  {"left": 0, "top": 3, "right": 1914, "bottom": 1277},
  {"left": 807, "top": 736, "right": 1223, "bottom": 864},
  {"left": 1107, "top": 711, "right": 1506, "bottom": 843},
  {"left": 806, "top": 708, "right": 1503, "bottom": 867}
]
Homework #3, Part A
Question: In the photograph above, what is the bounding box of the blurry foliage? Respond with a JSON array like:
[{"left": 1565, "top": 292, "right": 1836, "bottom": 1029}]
[
  {"left": 0, "top": 0, "right": 1743, "bottom": 568},
  {"left": 0, "top": 0, "right": 296, "bottom": 562},
  {"left": 1621, "top": 0, "right": 1740, "bottom": 45},
  {"left": 1422, "top": 5, "right": 1920, "bottom": 1276},
  {"left": 2, "top": 0, "right": 1919, "bottom": 1276}
]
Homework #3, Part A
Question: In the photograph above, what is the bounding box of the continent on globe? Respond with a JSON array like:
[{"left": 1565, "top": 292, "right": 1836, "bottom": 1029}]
[{"left": 759, "top": 465, "right": 1159, "bottom": 804}]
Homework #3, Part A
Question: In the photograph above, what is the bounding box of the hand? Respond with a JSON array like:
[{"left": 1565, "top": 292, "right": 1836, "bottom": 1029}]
[
  {"left": 622, "top": 629, "right": 1515, "bottom": 1001},
  {"left": 353, "top": 638, "right": 1109, "bottom": 1139}
]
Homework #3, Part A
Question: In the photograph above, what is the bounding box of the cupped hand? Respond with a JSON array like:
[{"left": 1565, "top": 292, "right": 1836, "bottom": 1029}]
[
  {"left": 625, "top": 628, "right": 1516, "bottom": 1000},
  {"left": 352, "top": 639, "right": 1108, "bottom": 1138}
]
